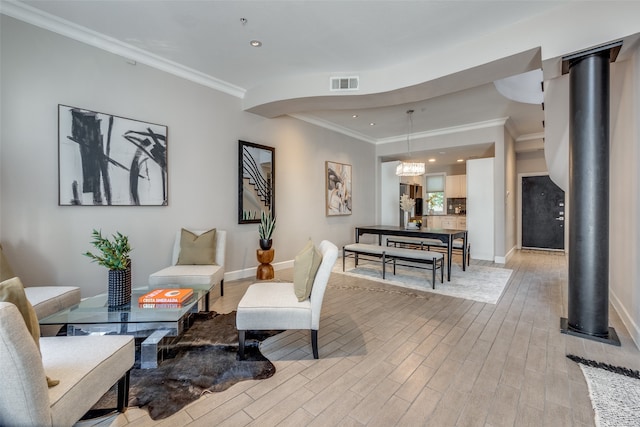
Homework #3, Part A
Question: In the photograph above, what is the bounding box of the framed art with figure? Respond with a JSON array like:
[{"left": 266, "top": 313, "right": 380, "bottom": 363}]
[
  {"left": 239, "top": 140, "right": 275, "bottom": 224},
  {"left": 58, "top": 105, "right": 168, "bottom": 206},
  {"left": 326, "top": 161, "right": 352, "bottom": 216}
]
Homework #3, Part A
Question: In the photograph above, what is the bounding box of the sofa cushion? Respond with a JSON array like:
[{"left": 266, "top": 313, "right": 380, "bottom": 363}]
[
  {"left": 177, "top": 228, "right": 217, "bottom": 265},
  {"left": 293, "top": 241, "right": 322, "bottom": 302},
  {"left": 0, "top": 278, "right": 61, "bottom": 387},
  {"left": 0, "top": 277, "right": 41, "bottom": 346},
  {"left": 236, "top": 282, "right": 312, "bottom": 330},
  {"left": 0, "top": 244, "right": 16, "bottom": 282},
  {"left": 0, "top": 302, "right": 51, "bottom": 426},
  {"left": 42, "top": 335, "right": 134, "bottom": 427},
  {"left": 149, "top": 264, "right": 223, "bottom": 290},
  {"left": 24, "top": 286, "right": 81, "bottom": 320}
]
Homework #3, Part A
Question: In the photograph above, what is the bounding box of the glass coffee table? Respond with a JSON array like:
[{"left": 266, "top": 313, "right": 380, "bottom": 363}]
[{"left": 39, "top": 286, "right": 207, "bottom": 368}]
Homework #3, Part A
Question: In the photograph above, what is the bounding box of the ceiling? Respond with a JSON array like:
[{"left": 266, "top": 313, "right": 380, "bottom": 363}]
[{"left": 5, "top": 1, "right": 574, "bottom": 164}]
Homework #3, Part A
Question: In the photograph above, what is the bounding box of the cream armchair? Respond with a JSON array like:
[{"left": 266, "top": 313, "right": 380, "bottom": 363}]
[
  {"left": 236, "top": 240, "right": 338, "bottom": 359},
  {"left": 1, "top": 243, "right": 80, "bottom": 335},
  {"left": 149, "top": 228, "right": 226, "bottom": 311},
  {"left": 0, "top": 302, "right": 134, "bottom": 426}
]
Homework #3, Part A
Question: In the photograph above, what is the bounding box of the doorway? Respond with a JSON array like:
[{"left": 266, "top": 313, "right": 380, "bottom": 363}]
[{"left": 521, "top": 175, "right": 565, "bottom": 250}]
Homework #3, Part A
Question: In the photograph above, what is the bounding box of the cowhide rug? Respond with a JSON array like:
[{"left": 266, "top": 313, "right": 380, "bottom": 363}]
[{"left": 88, "top": 311, "right": 280, "bottom": 420}]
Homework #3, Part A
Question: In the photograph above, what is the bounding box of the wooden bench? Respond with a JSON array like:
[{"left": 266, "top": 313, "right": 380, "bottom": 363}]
[
  {"left": 343, "top": 243, "right": 444, "bottom": 289},
  {"left": 386, "top": 236, "right": 470, "bottom": 267}
]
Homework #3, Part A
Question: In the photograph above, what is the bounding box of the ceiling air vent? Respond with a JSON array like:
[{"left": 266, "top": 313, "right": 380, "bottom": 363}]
[{"left": 330, "top": 76, "right": 359, "bottom": 91}]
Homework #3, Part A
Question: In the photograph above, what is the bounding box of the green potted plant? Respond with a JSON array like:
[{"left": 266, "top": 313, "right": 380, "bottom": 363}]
[
  {"left": 84, "top": 229, "right": 132, "bottom": 307},
  {"left": 258, "top": 211, "right": 276, "bottom": 250}
]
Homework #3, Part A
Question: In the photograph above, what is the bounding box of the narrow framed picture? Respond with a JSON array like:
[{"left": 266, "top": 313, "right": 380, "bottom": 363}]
[
  {"left": 58, "top": 105, "right": 168, "bottom": 206},
  {"left": 326, "top": 161, "right": 352, "bottom": 216},
  {"left": 238, "top": 140, "right": 275, "bottom": 223}
]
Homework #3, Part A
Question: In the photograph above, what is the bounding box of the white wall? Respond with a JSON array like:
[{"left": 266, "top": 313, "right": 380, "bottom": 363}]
[
  {"left": 516, "top": 151, "right": 547, "bottom": 174},
  {"left": 380, "top": 161, "right": 400, "bottom": 226},
  {"left": 0, "top": 16, "right": 376, "bottom": 297},
  {"left": 609, "top": 51, "right": 640, "bottom": 348},
  {"left": 503, "top": 129, "right": 517, "bottom": 262},
  {"left": 467, "top": 158, "right": 495, "bottom": 261}
]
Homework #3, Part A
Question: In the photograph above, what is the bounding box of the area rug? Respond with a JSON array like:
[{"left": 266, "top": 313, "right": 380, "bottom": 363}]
[
  {"left": 334, "top": 259, "right": 512, "bottom": 304},
  {"left": 567, "top": 355, "right": 640, "bottom": 427},
  {"left": 89, "top": 311, "right": 280, "bottom": 420}
]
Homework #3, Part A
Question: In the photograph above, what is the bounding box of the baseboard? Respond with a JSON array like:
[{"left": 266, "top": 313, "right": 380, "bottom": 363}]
[
  {"left": 224, "top": 259, "right": 294, "bottom": 282},
  {"left": 610, "top": 290, "right": 640, "bottom": 350},
  {"left": 494, "top": 246, "right": 516, "bottom": 265}
]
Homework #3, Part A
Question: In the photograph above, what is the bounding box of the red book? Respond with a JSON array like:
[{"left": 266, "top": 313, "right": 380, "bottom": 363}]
[{"left": 138, "top": 288, "right": 193, "bottom": 304}]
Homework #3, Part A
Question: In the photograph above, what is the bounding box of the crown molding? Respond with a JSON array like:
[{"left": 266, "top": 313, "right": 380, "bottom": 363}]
[
  {"left": 376, "top": 118, "right": 510, "bottom": 145},
  {"left": 0, "top": 1, "right": 246, "bottom": 98},
  {"left": 290, "top": 114, "right": 511, "bottom": 145},
  {"left": 289, "top": 113, "right": 377, "bottom": 144},
  {"left": 517, "top": 132, "right": 545, "bottom": 142}
]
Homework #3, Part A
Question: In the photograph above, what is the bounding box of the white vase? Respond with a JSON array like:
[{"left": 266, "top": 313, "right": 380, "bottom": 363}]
[{"left": 404, "top": 211, "right": 410, "bottom": 228}]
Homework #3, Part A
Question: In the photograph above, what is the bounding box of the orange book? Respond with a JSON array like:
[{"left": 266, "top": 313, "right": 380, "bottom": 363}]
[
  {"left": 138, "top": 288, "right": 193, "bottom": 304},
  {"left": 138, "top": 302, "right": 182, "bottom": 309}
]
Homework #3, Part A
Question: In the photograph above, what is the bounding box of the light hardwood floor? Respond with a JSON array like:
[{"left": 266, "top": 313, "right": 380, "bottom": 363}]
[{"left": 105, "top": 250, "right": 640, "bottom": 427}]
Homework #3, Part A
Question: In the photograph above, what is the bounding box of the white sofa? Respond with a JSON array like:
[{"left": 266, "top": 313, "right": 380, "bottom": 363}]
[{"left": 0, "top": 301, "right": 135, "bottom": 426}]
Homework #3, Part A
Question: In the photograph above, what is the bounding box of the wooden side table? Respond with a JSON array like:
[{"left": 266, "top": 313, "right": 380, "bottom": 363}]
[{"left": 256, "top": 248, "right": 275, "bottom": 280}]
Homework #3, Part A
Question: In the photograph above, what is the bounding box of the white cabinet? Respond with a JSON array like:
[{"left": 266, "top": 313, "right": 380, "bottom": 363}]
[{"left": 445, "top": 175, "right": 467, "bottom": 198}]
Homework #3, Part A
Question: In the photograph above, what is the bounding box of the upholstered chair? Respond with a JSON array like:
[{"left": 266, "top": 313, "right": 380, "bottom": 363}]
[
  {"left": 0, "top": 301, "right": 134, "bottom": 426},
  {"left": 236, "top": 240, "right": 338, "bottom": 359},
  {"left": 1, "top": 243, "right": 81, "bottom": 335},
  {"left": 149, "top": 228, "right": 226, "bottom": 311}
]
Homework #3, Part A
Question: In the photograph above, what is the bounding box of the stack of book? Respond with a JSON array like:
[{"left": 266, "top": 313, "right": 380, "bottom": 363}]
[{"left": 138, "top": 288, "right": 194, "bottom": 308}]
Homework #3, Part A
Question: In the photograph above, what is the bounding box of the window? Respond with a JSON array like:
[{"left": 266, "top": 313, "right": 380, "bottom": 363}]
[{"left": 424, "top": 173, "right": 445, "bottom": 214}]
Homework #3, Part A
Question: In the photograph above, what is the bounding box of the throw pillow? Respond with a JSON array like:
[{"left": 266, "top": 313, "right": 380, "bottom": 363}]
[
  {"left": 177, "top": 228, "right": 217, "bottom": 265},
  {"left": 293, "top": 240, "right": 322, "bottom": 302},
  {"left": 0, "top": 243, "right": 16, "bottom": 282},
  {"left": 0, "top": 276, "right": 59, "bottom": 387}
]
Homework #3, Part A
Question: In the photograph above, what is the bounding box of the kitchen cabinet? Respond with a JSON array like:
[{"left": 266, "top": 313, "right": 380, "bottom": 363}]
[
  {"left": 423, "top": 215, "right": 466, "bottom": 229},
  {"left": 441, "top": 217, "right": 457, "bottom": 229},
  {"left": 445, "top": 175, "right": 467, "bottom": 198}
]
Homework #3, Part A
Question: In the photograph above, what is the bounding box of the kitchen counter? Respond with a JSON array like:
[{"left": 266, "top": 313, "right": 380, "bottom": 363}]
[{"left": 422, "top": 215, "right": 467, "bottom": 230}]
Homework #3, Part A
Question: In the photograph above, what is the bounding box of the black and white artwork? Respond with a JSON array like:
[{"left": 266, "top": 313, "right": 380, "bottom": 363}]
[{"left": 58, "top": 105, "right": 168, "bottom": 206}]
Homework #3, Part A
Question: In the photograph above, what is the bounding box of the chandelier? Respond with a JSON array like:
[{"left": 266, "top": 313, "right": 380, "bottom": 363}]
[{"left": 396, "top": 109, "right": 425, "bottom": 176}]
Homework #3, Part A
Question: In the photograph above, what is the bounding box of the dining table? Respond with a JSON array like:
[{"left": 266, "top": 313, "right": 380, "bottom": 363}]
[{"left": 354, "top": 225, "right": 468, "bottom": 281}]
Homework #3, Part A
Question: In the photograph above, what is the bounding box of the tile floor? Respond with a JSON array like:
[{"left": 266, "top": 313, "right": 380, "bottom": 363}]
[{"left": 98, "top": 250, "right": 640, "bottom": 426}]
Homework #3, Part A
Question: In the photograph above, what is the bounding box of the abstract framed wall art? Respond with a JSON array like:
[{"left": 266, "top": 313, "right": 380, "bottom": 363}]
[
  {"left": 238, "top": 140, "right": 275, "bottom": 223},
  {"left": 326, "top": 161, "right": 352, "bottom": 216},
  {"left": 58, "top": 105, "right": 168, "bottom": 206}
]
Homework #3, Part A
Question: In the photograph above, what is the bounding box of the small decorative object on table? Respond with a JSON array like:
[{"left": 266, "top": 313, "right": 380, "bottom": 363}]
[
  {"left": 84, "top": 229, "right": 132, "bottom": 307},
  {"left": 400, "top": 194, "right": 417, "bottom": 229},
  {"left": 258, "top": 211, "right": 276, "bottom": 250},
  {"left": 257, "top": 211, "right": 276, "bottom": 279}
]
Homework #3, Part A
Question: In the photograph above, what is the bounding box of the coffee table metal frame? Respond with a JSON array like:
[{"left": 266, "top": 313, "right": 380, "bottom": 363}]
[{"left": 39, "top": 286, "right": 206, "bottom": 368}]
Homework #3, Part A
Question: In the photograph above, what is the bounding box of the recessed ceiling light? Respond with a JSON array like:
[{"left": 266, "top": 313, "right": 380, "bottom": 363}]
[
  {"left": 370, "top": 122, "right": 375, "bottom": 126},
  {"left": 457, "top": 158, "right": 464, "bottom": 162},
  {"left": 428, "top": 158, "right": 436, "bottom": 163},
  {"left": 250, "top": 40, "right": 262, "bottom": 47},
  {"left": 352, "top": 114, "right": 358, "bottom": 118}
]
